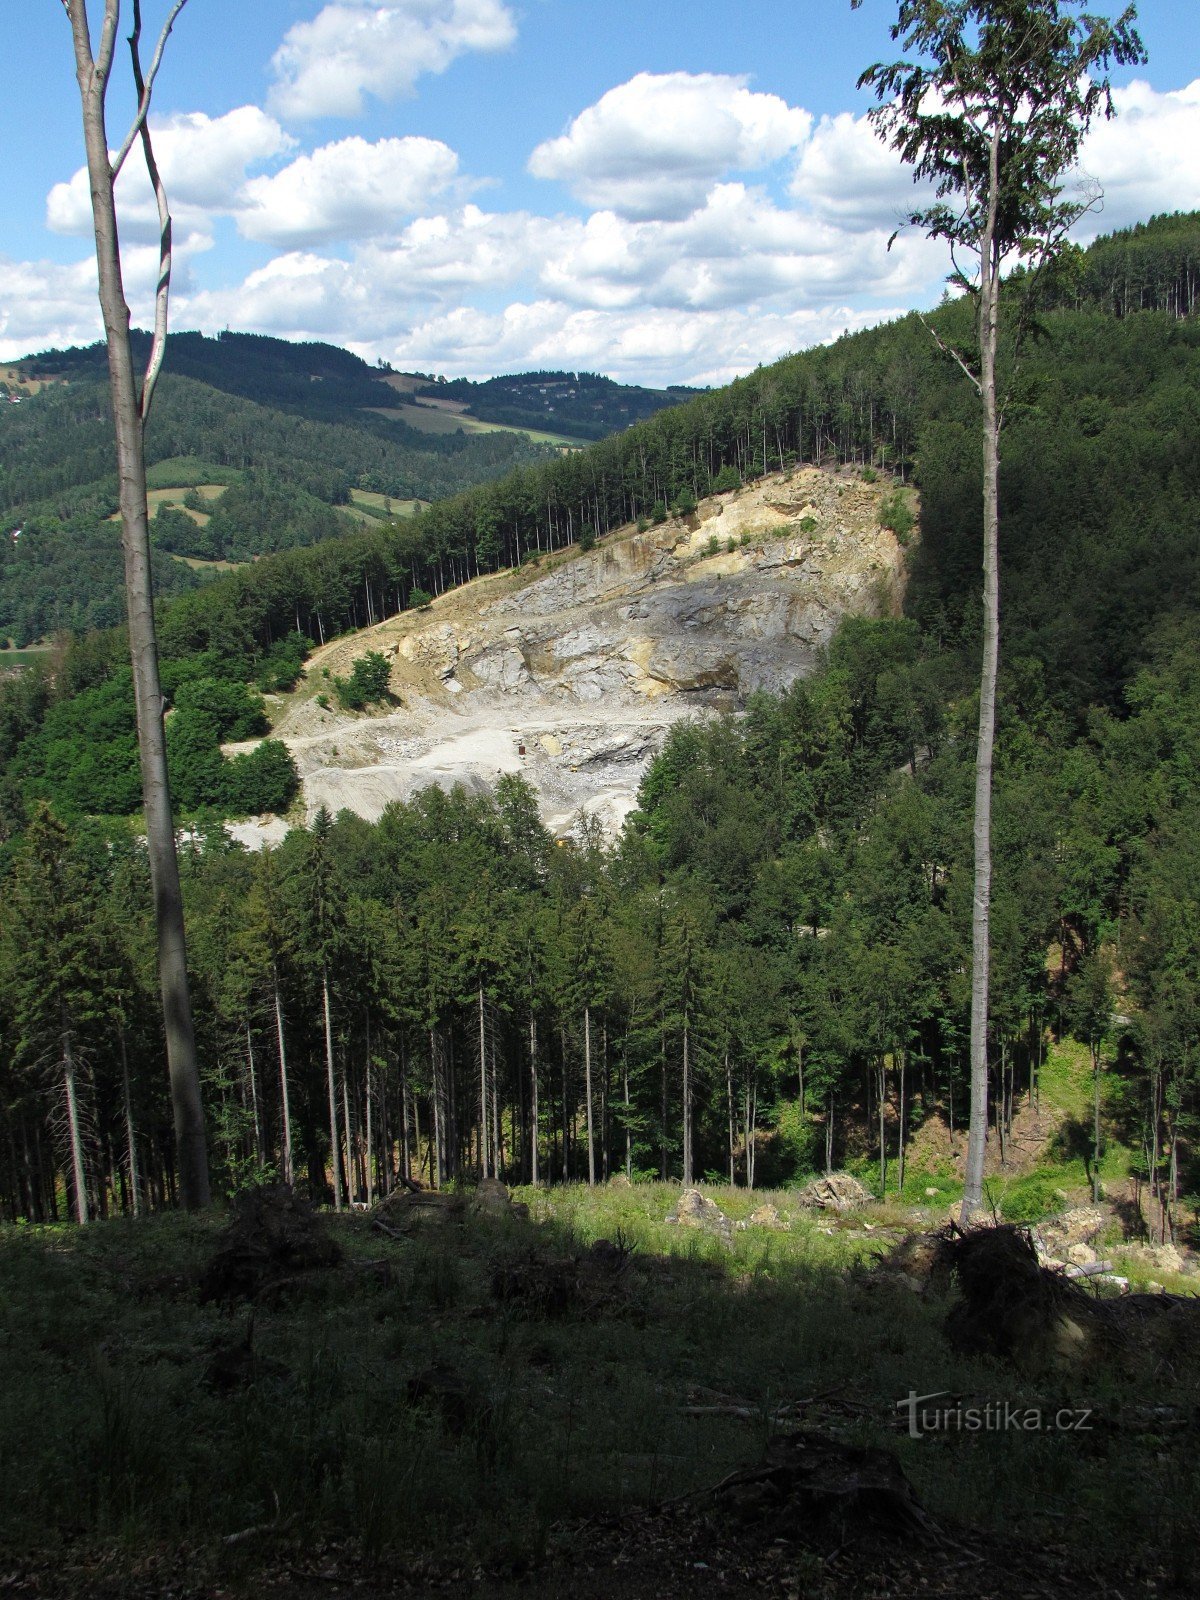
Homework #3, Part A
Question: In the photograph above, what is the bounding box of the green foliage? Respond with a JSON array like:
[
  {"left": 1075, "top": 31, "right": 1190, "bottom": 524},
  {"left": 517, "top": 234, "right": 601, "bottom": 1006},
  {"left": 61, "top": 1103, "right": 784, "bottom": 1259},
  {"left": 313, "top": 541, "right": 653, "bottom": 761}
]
[
  {"left": 713, "top": 465, "right": 742, "bottom": 493},
  {"left": 407, "top": 587, "right": 433, "bottom": 610},
  {"left": 878, "top": 489, "right": 915, "bottom": 545},
  {"left": 331, "top": 650, "right": 392, "bottom": 711}
]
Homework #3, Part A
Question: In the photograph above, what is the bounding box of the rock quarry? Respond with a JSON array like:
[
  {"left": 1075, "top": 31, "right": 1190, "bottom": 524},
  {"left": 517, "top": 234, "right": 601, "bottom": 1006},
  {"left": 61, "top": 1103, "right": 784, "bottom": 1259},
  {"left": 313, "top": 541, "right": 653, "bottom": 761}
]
[{"left": 231, "top": 467, "right": 910, "bottom": 839}]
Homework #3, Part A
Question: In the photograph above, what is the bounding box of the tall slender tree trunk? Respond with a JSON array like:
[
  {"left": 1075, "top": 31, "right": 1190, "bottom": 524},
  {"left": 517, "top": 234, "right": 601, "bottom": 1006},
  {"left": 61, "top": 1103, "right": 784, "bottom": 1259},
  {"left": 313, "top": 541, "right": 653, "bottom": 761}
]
[
  {"left": 323, "top": 967, "right": 342, "bottom": 1209},
  {"left": 65, "top": 0, "right": 209, "bottom": 1210},
  {"left": 961, "top": 152, "right": 1001, "bottom": 1226},
  {"left": 62, "top": 1028, "right": 88, "bottom": 1226},
  {"left": 681, "top": 1019, "right": 692, "bottom": 1186},
  {"left": 529, "top": 1014, "right": 539, "bottom": 1185},
  {"left": 273, "top": 972, "right": 293, "bottom": 1185},
  {"left": 584, "top": 1005, "right": 596, "bottom": 1185},
  {"left": 725, "top": 1048, "right": 735, "bottom": 1185},
  {"left": 120, "top": 1025, "right": 140, "bottom": 1217},
  {"left": 478, "top": 983, "right": 489, "bottom": 1179}
]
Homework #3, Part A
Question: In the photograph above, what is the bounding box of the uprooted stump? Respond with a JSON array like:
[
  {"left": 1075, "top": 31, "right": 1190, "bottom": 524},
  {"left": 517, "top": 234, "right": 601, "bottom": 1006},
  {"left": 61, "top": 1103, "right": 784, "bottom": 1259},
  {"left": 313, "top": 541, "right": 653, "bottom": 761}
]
[
  {"left": 372, "top": 1187, "right": 464, "bottom": 1236},
  {"left": 711, "top": 1429, "right": 940, "bottom": 1554},
  {"left": 933, "top": 1223, "right": 1200, "bottom": 1370},
  {"left": 200, "top": 1185, "right": 341, "bottom": 1304},
  {"left": 491, "top": 1237, "right": 638, "bottom": 1319}
]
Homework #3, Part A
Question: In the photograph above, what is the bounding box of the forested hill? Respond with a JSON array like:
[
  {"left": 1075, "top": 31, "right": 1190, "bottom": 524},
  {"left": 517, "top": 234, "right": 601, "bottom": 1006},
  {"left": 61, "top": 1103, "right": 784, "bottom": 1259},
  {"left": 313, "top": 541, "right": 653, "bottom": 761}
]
[{"left": 1, "top": 212, "right": 1200, "bottom": 1253}]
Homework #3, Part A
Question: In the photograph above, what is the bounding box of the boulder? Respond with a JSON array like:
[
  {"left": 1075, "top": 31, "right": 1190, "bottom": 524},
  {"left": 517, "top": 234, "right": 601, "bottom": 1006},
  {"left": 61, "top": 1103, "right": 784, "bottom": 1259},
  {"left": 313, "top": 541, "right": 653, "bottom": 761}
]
[
  {"left": 1066, "top": 1242, "right": 1098, "bottom": 1268},
  {"left": 470, "top": 1177, "right": 514, "bottom": 1217},
  {"left": 797, "top": 1173, "right": 872, "bottom": 1213},
  {"left": 1036, "top": 1206, "right": 1106, "bottom": 1257},
  {"left": 608, "top": 1172, "right": 633, "bottom": 1188},
  {"left": 747, "top": 1202, "right": 786, "bottom": 1230},
  {"left": 665, "top": 1188, "right": 734, "bottom": 1246},
  {"left": 1126, "top": 1242, "right": 1186, "bottom": 1276}
]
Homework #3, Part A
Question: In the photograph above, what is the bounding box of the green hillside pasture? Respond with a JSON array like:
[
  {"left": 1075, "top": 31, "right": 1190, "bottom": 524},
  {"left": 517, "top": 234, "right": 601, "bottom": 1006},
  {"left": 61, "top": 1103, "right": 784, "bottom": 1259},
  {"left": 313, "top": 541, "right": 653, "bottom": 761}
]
[
  {"left": 107, "top": 483, "right": 229, "bottom": 525},
  {"left": 367, "top": 401, "right": 580, "bottom": 449},
  {"left": 346, "top": 490, "right": 422, "bottom": 522},
  {"left": 144, "top": 458, "right": 241, "bottom": 490}
]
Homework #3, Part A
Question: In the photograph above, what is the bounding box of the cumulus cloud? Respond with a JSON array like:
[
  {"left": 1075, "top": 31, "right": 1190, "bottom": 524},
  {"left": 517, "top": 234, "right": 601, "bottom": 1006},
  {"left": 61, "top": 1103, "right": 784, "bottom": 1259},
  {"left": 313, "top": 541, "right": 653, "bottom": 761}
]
[
  {"left": 529, "top": 72, "right": 810, "bottom": 221},
  {"left": 1075, "top": 79, "right": 1200, "bottom": 234},
  {"left": 537, "top": 186, "right": 942, "bottom": 313},
  {"left": 790, "top": 109, "right": 937, "bottom": 230},
  {"left": 384, "top": 299, "right": 904, "bottom": 388},
  {"left": 269, "top": 0, "right": 516, "bottom": 121},
  {"left": 46, "top": 107, "right": 294, "bottom": 244},
  {"left": 238, "top": 136, "right": 461, "bottom": 247}
]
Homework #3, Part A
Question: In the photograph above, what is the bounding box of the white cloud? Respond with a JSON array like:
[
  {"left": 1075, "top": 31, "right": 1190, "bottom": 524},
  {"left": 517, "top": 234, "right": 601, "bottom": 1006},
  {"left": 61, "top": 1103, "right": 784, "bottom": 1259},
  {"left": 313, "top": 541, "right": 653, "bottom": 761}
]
[
  {"left": 529, "top": 71, "right": 810, "bottom": 221},
  {"left": 1075, "top": 79, "right": 1200, "bottom": 234},
  {"left": 537, "top": 186, "right": 942, "bottom": 312},
  {"left": 0, "top": 256, "right": 103, "bottom": 357},
  {"left": 238, "top": 136, "right": 461, "bottom": 246},
  {"left": 385, "top": 299, "right": 904, "bottom": 388},
  {"left": 269, "top": 0, "right": 517, "bottom": 122},
  {"left": 46, "top": 107, "right": 294, "bottom": 244},
  {"left": 790, "top": 109, "right": 936, "bottom": 230}
]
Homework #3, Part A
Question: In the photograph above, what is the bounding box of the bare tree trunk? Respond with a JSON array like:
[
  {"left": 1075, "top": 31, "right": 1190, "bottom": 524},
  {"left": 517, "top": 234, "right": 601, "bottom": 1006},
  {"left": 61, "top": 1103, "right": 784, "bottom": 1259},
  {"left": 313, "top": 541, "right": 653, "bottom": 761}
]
[
  {"left": 961, "top": 153, "right": 1001, "bottom": 1227},
  {"left": 529, "top": 1014, "right": 539, "bottom": 1185},
  {"left": 478, "top": 983, "right": 489, "bottom": 1179},
  {"left": 64, "top": 0, "right": 208, "bottom": 1209},
  {"left": 365, "top": 1059, "right": 374, "bottom": 1207},
  {"left": 120, "top": 1025, "right": 140, "bottom": 1217},
  {"left": 245, "top": 1023, "right": 262, "bottom": 1161},
  {"left": 323, "top": 967, "right": 342, "bottom": 1209},
  {"left": 273, "top": 972, "right": 293, "bottom": 1185},
  {"left": 725, "top": 1048, "right": 735, "bottom": 1185},
  {"left": 63, "top": 1029, "right": 88, "bottom": 1225},
  {"left": 584, "top": 1005, "right": 596, "bottom": 1185},
  {"left": 681, "top": 1020, "right": 692, "bottom": 1186}
]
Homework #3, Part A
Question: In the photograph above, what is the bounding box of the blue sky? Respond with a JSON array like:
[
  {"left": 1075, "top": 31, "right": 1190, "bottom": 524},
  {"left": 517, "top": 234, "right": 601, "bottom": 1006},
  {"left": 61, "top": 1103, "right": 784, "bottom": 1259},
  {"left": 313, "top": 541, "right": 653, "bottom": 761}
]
[{"left": 3, "top": 0, "right": 1198, "bottom": 385}]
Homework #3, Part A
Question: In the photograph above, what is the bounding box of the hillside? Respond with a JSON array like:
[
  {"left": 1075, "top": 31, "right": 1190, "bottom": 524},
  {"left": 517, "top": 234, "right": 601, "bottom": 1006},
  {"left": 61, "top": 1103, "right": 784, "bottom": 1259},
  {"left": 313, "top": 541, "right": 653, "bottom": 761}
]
[
  {"left": 239, "top": 465, "right": 907, "bottom": 836},
  {"left": 0, "top": 332, "right": 690, "bottom": 646}
]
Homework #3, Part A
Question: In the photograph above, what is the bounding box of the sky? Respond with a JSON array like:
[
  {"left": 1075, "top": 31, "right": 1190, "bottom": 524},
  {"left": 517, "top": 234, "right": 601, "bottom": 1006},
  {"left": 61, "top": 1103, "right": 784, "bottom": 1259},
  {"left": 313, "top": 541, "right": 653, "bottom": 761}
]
[{"left": 2, "top": 0, "right": 1199, "bottom": 388}]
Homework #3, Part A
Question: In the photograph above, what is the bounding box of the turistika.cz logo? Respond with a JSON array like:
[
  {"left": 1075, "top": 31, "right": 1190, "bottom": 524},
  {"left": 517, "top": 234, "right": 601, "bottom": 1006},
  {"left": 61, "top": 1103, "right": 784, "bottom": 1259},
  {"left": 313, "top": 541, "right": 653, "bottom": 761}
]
[{"left": 898, "top": 1391, "right": 1094, "bottom": 1439}]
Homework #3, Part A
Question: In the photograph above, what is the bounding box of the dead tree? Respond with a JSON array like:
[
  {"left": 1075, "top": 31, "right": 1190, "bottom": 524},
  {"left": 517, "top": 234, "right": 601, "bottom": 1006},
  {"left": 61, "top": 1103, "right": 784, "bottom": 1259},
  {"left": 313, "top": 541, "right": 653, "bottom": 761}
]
[{"left": 62, "top": 0, "right": 209, "bottom": 1209}]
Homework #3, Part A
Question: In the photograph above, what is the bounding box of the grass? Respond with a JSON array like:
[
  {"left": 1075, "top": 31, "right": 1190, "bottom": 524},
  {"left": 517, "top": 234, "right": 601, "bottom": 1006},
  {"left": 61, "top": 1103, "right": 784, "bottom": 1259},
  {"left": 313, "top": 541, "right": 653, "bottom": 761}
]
[
  {"left": 1, "top": 1182, "right": 1196, "bottom": 1594},
  {"left": 366, "top": 402, "right": 581, "bottom": 449},
  {"left": 0, "top": 647, "right": 53, "bottom": 668}
]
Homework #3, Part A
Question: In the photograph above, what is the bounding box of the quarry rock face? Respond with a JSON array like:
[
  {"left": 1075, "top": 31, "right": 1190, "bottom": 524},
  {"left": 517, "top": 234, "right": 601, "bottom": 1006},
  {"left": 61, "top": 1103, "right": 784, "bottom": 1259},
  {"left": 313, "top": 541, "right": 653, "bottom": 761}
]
[{"left": 251, "top": 468, "right": 910, "bottom": 838}]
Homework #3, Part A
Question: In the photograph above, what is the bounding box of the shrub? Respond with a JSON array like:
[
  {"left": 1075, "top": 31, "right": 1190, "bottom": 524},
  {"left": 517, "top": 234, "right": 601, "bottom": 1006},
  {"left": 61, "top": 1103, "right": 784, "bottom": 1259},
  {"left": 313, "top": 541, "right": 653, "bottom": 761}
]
[
  {"left": 579, "top": 526, "right": 596, "bottom": 552},
  {"left": 332, "top": 650, "right": 392, "bottom": 711},
  {"left": 799, "top": 516, "right": 818, "bottom": 535},
  {"left": 861, "top": 465, "right": 879, "bottom": 483},
  {"left": 675, "top": 488, "right": 698, "bottom": 516},
  {"left": 878, "top": 491, "right": 916, "bottom": 547},
  {"left": 407, "top": 587, "right": 433, "bottom": 610},
  {"left": 651, "top": 500, "right": 668, "bottom": 525},
  {"left": 713, "top": 465, "right": 741, "bottom": 493},
  {"left": 706, "top": 533, "right": 721, "bottom": 555}
]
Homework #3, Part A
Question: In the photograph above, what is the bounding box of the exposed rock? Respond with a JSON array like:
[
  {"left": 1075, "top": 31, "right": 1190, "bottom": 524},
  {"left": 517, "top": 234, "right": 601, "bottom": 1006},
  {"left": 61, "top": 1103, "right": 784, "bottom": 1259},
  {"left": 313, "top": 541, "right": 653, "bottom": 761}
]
[
  {"left": 797, "top": 1172, "right": 872, "bottom": 1213},
  {"left": 1124, "top": 1242, "right": 1186, "bottom": 1275},
  {"left": 1037, "top": 1206, "right": 1107, "bottom": 1258},
  {"left": 747, "top": 1202, "right": 786, "bottom": 1230},
  {"left": 1066, "top": 1242, "right": 1098, "bottom": 1268},
  {"left": 250, "top": 468, "right": 909, "bottom": 843},
  {"left": 665, "top": 1188, "right": 734, "bottom": 1246}
]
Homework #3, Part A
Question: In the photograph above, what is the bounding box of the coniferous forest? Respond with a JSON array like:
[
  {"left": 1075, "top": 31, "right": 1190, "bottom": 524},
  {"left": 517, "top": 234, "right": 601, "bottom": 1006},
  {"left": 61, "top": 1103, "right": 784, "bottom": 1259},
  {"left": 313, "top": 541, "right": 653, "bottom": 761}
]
[{"left": 1, "top": 213, "right": 1198, "bottom": 1234}]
